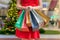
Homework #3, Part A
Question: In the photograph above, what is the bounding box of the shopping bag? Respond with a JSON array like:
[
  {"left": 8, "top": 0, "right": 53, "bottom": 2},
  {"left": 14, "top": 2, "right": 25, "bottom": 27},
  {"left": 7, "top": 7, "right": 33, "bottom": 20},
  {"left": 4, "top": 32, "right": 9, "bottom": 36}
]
[
  {"left": 15, "top": 10, "right": 25, "bottom": 28},
  {"left": 30, "top": 10, "right": 39, "bottom": 31},
  {"left": 18, "top": 10, "right": 22, "bottom": 17},
  {"left": 35, "top": 9, "right": 50, "bottom": 24},
  {"left": 19, "top": 13, "right": 29, "bottom": 32},
  {"left": 26, "top": 10, "right": 32, "bottom": 27},
  {"left": 48, "top": 0, "right": 58, "bottom": 10},
  {"left": 31, "top": 9, "right": 44, "bottom": 26}
]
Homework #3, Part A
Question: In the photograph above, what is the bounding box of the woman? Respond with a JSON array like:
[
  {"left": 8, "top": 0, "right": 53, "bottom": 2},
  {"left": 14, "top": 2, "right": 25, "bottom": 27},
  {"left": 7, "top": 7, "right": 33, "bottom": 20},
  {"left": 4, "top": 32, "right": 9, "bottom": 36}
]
[{"left": 16, "top": 0, "right": 42, "bottom": 40}]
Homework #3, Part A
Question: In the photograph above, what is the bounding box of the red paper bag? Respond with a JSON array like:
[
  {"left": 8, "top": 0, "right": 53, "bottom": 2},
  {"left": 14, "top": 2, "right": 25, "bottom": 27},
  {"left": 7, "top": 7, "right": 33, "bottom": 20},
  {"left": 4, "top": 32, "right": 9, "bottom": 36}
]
[{"left": 19, "top": 11, "right": 29, "bottom": 32}]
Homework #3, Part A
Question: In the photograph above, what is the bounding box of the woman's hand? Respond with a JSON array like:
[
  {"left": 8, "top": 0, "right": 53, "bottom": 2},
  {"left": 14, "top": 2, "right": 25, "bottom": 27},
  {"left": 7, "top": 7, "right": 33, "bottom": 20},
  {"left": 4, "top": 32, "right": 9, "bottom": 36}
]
[
  {"left": 17, "top": 5, "right": 27, "bottom": 10},
  {"left": 29, "top": 6, "right": 42, "bottom": 9},
  {"left": 17, "top": 5, "right": 42, "bottom": 10}
]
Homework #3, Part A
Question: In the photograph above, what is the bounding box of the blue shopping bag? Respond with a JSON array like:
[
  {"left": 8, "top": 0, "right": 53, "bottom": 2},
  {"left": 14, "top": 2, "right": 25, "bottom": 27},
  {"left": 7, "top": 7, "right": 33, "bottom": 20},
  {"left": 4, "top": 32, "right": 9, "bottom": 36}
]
[
  {"left": 31, "top": 9, "right": 44, "bottom": 25},
  {"left": 30, "top": 10, "right": 39, "bottom": 31},
  {"left": 15, "top": 10, "right": 25, "bottom": 29}
]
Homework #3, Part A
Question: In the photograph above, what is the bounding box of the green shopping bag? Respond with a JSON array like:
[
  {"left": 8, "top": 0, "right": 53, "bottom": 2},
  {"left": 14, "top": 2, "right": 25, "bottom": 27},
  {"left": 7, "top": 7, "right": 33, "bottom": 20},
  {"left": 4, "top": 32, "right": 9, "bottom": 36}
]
[{"left": 15, "top": 10, "right": 26, "bottom": 28}]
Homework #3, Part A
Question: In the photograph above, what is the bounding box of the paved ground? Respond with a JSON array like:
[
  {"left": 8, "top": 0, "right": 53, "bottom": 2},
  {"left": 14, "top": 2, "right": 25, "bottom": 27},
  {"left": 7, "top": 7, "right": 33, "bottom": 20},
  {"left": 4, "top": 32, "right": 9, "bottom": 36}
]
[
  {"left": 0, "top": 35, "right": 60, "bottom": 40},
  {"left": 0, "top": 38, "right": 20, "bottom": 40},
  {"left": 40, "top": 38, "right": 60, "bottom": 40},
  {"left": 41, "top": 34, "right": 60, "bottom": 38},
  {"left": 0, "top": 38, "right": 60, "bottom": 40},
  {"left": 40, "top": 34, "right": 60, "bottom": 40}
]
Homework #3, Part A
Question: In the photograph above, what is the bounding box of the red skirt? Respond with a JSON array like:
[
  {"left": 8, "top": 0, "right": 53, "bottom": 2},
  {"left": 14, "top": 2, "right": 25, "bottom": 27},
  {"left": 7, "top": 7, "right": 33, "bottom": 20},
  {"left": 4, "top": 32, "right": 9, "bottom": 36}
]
[{"left": 16, "top": 27, "right": 40, "bottom": 39}]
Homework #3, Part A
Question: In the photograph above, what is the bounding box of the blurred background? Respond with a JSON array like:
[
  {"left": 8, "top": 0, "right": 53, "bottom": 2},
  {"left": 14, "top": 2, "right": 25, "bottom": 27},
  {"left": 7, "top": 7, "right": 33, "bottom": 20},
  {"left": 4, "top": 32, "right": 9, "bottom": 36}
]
[{"left": 0, "top": 0, "right": 60, "bottom": 35}]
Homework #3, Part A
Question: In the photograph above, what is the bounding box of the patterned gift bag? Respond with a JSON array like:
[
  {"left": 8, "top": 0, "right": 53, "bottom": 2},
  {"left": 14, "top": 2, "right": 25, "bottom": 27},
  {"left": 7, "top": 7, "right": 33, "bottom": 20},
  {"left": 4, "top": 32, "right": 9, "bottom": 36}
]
[
  {"left": 30, "top": 10, "right": 39, "bottom": 31},
  {"left": 15, "top": 10, "right": 25, "bottom": 29}
]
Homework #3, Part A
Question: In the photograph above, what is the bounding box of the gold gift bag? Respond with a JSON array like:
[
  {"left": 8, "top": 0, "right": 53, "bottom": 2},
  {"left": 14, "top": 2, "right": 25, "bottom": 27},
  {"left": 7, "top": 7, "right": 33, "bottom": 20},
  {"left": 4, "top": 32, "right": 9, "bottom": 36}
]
[
  {"left": 26, "top": 10, "right": 32, "bottom": 27},
  {"left": 35, "top": 9, "right": 50, "bottom": 24}
]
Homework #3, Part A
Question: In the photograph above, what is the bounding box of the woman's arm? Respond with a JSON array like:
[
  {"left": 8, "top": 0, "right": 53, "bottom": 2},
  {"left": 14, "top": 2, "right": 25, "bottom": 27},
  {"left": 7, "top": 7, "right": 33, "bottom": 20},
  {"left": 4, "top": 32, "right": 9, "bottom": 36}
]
[
  {"left": 39, "top": 0, "right": 42, "bottom": 9},
  {"left": 17, "top": 0, "right": 21, "bottom": 8},
  {"left": 17, "top": 0, "right": 26, "bottom": 9}
]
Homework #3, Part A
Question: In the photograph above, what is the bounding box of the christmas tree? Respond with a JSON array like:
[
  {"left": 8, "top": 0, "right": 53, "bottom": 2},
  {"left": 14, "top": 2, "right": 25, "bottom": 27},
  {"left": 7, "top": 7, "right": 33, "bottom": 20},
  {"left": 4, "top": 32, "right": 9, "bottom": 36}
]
[{"left": 2, "top": 0, "right": 18, "bottom": 34}]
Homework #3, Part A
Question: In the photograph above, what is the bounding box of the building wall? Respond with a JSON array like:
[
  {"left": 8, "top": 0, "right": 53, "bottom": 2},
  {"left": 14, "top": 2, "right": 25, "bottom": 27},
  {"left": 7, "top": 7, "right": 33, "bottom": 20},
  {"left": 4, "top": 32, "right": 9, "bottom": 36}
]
[
  {"left": 0, "top": 0, "right": 10, "bottom": 20},
  {"left": 0, "top": 8, "right": 8, "bottom": 16}
]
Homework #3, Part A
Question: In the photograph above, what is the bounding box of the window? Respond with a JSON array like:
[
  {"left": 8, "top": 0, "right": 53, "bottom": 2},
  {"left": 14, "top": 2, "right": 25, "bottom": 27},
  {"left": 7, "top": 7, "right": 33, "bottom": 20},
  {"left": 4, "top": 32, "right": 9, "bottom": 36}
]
[
  {"left": 0, "top": 0, "right": 10, "bottom": 20},
  {"left": 0, "top": 8, "right": 8, "bottom": 20}
]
